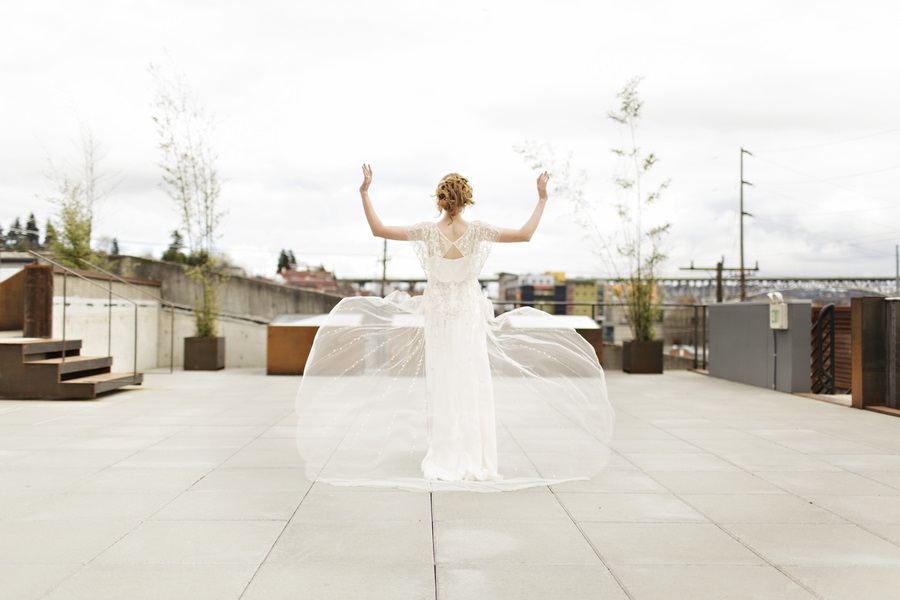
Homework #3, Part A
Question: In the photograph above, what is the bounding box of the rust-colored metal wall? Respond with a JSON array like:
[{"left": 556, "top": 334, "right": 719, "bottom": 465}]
[
  {"left": 851, "top": 297, "right": 885, "bottom": 409},
  {"left": 0, "top": 269, "right": 26, "bottom": 330},
  {"left": 267, "top": 325, "right": 319, "bottom": 375},
  {"left": 577, "top": 328, "right": 604, "bottom": 366},
  {"left": 23, "top": 265, "right": 53, "bottom": 338}
]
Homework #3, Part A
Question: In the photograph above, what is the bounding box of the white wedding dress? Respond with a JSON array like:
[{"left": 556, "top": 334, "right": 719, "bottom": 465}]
[{"left": 294, "top": 220, "right": 614, "bottom": 491}]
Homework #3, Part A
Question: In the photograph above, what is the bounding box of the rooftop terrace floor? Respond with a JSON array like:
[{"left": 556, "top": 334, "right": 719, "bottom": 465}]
[{"left": 1, "top": 369, "right": 900, "bottom": 599}]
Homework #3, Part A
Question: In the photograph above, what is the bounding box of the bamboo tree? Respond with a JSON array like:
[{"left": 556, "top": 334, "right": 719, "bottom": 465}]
[
  {"left": 46, "top": 126, "right": 115, "bottom": 268},
  {"left": 150, "top": 62, "right": 225, "bottom": 338},
  {"left": 607, "top": 77, "right": 671, "bottom": 341},
  {"left": 515, "top": 77, "right": 671, "bottom": 342}
]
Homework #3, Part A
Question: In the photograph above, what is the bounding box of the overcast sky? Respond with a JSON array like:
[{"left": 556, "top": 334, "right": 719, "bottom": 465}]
[{"left": 2, "top": 0, "right": 899, "bottom": 283}]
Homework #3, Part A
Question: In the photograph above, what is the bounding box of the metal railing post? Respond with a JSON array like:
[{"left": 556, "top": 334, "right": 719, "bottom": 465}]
[
  {"left": 702, "top": 305, "right": 708, "bottom": 370},
  {"left": 108, "top": 279, "right": 113, "bottom": 357},
  {"left": 62, "top": 272, "right": 67, "bottom": 362},
  {"left": 693, "top": 305, "right": 699, "bottom": 370},
  {"left": 133, "top": 304, "right": 139, "bottom": 383},
  {"left": 170, "top": 303, "right": 175, "bottom": 373}
]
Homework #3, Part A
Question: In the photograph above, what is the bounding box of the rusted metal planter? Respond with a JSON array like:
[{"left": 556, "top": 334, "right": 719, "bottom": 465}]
[
  {"left": 184, "top": 336, "right": 225, "bottom": 371},
  {"left": 622, "top": 340, "right": 663, "bottom": 374}
]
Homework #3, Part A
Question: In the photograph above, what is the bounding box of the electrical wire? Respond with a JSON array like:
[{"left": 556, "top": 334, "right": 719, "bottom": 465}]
[
  {"left": 762, "top": 164, "right": 900, "bottom": 184},
  {"left": 751, "top": 155, "right": 890, "bottom": 203},
  {"left": 756, "top": 127, "right": 900, "bottom": 153}
]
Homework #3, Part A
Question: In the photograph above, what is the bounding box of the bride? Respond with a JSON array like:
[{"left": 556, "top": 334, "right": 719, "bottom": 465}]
[{"left": 293, "top": 165, "right": 614, "bottom": 491}]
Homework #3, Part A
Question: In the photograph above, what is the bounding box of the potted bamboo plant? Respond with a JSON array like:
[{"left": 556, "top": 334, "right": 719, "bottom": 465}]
[
  {"left": 151, "top": 63, "right": 226, "bottom": 370},
  {"left": 516, "top": 78, "right": 672, "bottom": 373},
  {"left": 608, "top": 77, "right": 670, "bottom": 374}
]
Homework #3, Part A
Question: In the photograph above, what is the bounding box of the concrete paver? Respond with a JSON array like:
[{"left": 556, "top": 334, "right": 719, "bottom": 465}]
[{"left": 0, "top": 369, "right": 899, "bottom": 599}]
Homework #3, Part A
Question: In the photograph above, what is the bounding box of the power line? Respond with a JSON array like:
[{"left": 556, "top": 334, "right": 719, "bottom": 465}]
[
  {"left": 757, "top": 127, "right": 900, "bottom": 153},
  {"left": 751, "top": 154, "right": 890, "bottom": 204},
  {"left": 761, "top": 163, "right": 900, "bottom": 184},
  {"left": 750, "top": 192, "right": 900, "bottom": 219}
]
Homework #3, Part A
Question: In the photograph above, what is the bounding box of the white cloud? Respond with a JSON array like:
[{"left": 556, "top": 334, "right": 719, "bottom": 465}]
[{"left": 2, "top": 0, "right": 898, "bottom": 282}]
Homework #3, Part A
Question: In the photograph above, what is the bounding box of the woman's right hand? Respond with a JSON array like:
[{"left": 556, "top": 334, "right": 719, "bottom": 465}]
[{"left": 360, "top": 164, "right": 373, "bottom": 193}]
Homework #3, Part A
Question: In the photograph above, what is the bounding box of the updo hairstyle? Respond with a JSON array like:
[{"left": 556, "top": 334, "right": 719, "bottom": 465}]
[{"left": 435, "top": 173, "right": 474, "bottom": 222}]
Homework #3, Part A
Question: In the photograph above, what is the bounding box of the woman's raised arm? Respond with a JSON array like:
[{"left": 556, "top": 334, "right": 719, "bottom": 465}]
[
  {"left": 497, "top": 171, "right": 550, "bottom": 243},
  {"left": 359, "top": 164, "right": 410, "bottom": 241}
]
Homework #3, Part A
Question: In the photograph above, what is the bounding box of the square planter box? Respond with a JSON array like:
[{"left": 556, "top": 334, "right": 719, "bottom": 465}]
[
  {"left": 623, "top": 340, "right": 663, "bottom": 374},
  {"left": 184, "top": 336, "right": 225, "bottom": 371}
]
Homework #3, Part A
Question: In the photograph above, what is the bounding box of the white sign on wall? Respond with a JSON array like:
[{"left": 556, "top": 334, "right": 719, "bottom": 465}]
[{"left": 769, "top": 303, "right": 789, "bottom": 330}]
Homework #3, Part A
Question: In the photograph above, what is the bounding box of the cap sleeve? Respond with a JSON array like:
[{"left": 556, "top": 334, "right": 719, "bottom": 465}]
[
  {"left": 476, "top": 221, "right": 501, "bottom": 244},
  {"left": 406, "top": 221, "right": 430, "bottom": 242}
]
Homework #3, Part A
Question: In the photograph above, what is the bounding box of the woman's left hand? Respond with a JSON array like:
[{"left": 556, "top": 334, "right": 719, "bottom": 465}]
[
  {"left": 537, "top": 171, "right": 550, "bottom": 200},
  {"left": 360, "top": 164, "right": 373, "bottom": 193}
]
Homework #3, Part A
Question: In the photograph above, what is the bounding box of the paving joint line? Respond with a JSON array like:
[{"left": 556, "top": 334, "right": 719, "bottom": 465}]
[
  {"left": 430, "top": 491, "right": 439, "bottom": 600},
  {"left": 547, "top": 484, "right": 636, "bottom": 600},
  {"left": 615, "top": 403, "right": 832, "bottom": 599}
]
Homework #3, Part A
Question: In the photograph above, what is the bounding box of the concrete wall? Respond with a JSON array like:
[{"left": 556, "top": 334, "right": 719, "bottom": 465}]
[
  {"left": 51, "top": 272, "right": 164, "bottom": 372},
  {"left": 52, "top": 297, "right": 160, "bottom": 373},
  {"left": 709, "top": 302, "right": 811, "bottom": 393},
  {"left": 49, "top": 270, "right": 261, "bottom": 370},
  {"left": 35, "top": 260, "right": 330, "bottom": 371},
  {"left": 158, "top": 309, "right": 266, "bottom": 369},
  {"left": 109, "top": 256, "right": 342, "bottom": 321}
]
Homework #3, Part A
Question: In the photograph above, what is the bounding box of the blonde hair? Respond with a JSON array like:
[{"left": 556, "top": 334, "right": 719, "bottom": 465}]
[{"left": 435, "top": 173, "right": 474, "bottom": 222}]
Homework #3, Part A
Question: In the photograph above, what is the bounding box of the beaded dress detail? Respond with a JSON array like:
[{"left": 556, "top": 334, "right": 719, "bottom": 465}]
[{"left": 294, "top": 220, "right": 614, "bottom": 491}]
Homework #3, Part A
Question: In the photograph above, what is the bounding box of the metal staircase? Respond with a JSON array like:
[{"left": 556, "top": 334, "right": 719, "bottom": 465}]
[{"left": 0, "top": 337, "right": 142, "bottom": 400}]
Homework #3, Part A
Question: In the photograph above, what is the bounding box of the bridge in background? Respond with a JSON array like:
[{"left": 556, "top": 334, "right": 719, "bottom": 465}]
[{"left": 341, "top": 276, "right": 899, "bottom": 300}]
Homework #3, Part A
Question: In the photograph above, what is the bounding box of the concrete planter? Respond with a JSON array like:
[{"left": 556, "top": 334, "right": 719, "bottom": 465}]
[
  {"left": 622, "top": 340, "right": 663, "bottom": 374},
  {"left": 184, "top": 336, "right": 225, "bottom": 371}
]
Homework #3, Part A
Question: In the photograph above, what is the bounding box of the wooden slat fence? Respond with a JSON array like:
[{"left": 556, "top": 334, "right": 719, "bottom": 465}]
[{"left": 812, "top": 305, "right": 851, "bottom": 393}]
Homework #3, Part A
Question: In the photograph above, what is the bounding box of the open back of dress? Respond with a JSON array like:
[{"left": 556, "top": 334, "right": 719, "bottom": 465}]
[{"left": 294, "top": 220, "right": 614, "bottom": 491}]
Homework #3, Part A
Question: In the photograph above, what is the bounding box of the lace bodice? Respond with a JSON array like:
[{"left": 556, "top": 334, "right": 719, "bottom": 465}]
[{"left": 407, "top": 221, "right": 501, "bottom": 319}]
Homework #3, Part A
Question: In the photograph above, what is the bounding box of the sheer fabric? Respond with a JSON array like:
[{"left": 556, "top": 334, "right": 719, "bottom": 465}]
[{"left": 294, "top": 220, "right": 614, "bottom": 491}]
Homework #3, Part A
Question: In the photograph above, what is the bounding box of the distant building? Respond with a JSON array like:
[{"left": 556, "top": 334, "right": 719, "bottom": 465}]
[
  {"left": 566, "top": 278, "right": 598, "bottom": 318},
  {"left": 601, "top": 280, "right": 663, "bottom": 343},
  {"left": 499, "top": 272, "right": 565, "bottom": 315},
  {"left": 281, "top": 265, "right": 338, "bottom": 293}
]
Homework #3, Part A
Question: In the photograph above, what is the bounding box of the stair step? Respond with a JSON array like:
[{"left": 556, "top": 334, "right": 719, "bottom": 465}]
[
  {"left": 0, "top": 338, "right": 83, "bottom": 355},
  {"left": 61, "top": 372, "right": 143, "bottom": 398},
  {"left": 26, "top": 356, "right": 113, "bottom": 374}
]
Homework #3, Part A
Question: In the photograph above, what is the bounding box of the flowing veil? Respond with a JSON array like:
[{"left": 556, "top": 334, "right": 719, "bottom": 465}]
[{"left": 293, "top": 289, "right": 615, "bottom": 492}]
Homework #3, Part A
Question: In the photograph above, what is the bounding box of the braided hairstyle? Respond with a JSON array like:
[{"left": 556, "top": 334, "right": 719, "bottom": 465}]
[{"left": 435, "top": 173, "right": 474, "bottom": 222}]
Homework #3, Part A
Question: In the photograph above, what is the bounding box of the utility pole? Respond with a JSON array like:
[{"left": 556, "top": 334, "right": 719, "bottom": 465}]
[
  {"left": 380, "top": 239, "right": 388, "bottom": 297},
  {"left": 895, "top": 243, "right": 899, "bottom": 295},
  {"left": 740, "top": 147, "right": 754, "bottom": 301}
]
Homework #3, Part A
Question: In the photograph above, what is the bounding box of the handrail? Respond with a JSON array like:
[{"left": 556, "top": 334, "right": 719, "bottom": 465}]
[
  {"left": 25, "top": 250, "right": 140, "bottom": 383},
  {"left": 79, "top": 258, "right": 271, "bottom": 323},
  {"left": 491, "top": 300, "right": 713, "bottom": 308},
  {"left": 78, "top": 258, "right": 176, "bottom": 374}
]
